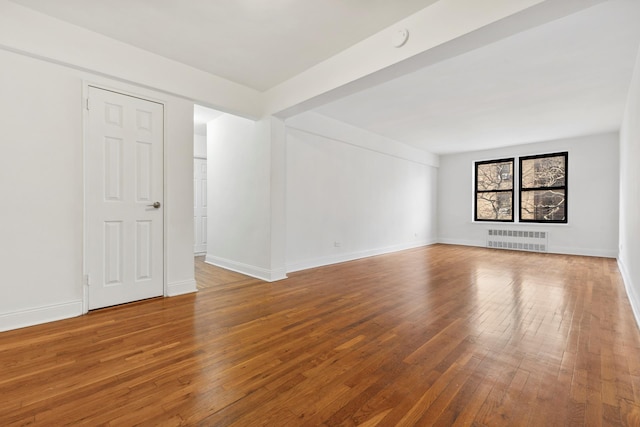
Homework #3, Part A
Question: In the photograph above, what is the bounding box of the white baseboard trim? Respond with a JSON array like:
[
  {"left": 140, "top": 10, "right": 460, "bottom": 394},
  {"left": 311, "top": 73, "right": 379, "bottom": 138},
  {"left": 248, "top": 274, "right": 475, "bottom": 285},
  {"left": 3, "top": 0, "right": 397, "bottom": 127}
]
[
  {"left": 0, "top": 300, "right": 83, "bottom": 332},
  {"left": 552, "top": 246, "right": 617, "bottom": 258},
  {"left": 437, "top": 238, "right": 484, "bottom": 247},
  {"left": 286, "top": 240, "right": 436, "bottom": 273},
  {"left": 205, "top": 255, "right": 288, "bottom": 282},
  {"left": 618, "top": 257, "right": 640, "bottom": 330},
  {"left": 437, "top": 239, "right": 617, "bottom": 258},
  {"left": 167, "top": 279, "right": 198, "bottom": 297}
]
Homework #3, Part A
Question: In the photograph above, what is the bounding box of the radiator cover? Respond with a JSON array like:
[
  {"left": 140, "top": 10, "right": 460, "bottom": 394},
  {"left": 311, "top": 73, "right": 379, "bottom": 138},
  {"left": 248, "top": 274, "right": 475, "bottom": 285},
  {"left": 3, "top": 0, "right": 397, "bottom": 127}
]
[{"left": 486, "top": 229, "right": 548, "bottom": 252}]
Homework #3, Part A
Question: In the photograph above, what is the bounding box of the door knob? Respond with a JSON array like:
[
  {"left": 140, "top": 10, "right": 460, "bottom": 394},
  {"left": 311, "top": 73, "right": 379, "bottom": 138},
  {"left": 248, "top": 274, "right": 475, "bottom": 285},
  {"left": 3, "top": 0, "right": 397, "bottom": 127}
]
[{"left": 148, "top": 202, "right": 161, "bottom": 209}]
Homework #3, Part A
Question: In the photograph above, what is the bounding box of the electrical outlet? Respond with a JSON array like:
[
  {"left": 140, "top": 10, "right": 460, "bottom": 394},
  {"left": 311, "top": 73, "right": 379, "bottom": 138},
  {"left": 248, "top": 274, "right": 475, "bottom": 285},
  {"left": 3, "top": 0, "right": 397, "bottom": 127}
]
[{"left": 334, "top": 241, "right": 341, "bottom": 247}]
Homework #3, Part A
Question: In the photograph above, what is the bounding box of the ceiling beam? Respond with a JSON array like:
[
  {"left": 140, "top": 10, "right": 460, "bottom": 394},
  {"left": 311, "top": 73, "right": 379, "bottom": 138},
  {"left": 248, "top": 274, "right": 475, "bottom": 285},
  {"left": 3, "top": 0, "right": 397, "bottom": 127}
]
[
  {"left": 0, "top": 0, "right": 263, "bottom": 118},
  {"left": 264, "top": 0, "right": 610, "bottom": 119}
]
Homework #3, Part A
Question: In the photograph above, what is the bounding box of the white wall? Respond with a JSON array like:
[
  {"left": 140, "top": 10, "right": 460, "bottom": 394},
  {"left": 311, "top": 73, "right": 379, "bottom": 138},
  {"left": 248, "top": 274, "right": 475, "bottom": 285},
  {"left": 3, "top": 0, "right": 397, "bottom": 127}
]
[
  {"left": 164, "top": 98, "right": 198, "bottom": 297},
  {"left": 0, "top": 49, "right": 195, "bottom": 331},
  {"left": 619, "top": 46, "right": 640, "bottom": 325},
  {"left": 438, "top": 132, "right": 619, "bottom": 257},
  {"left": 0, "top": 50, "right": 83, "bottom": 327},
  {"left": 205, "top": 115, "right": 286, "bottom": 281},
  {"left": 285, "top": 113, "right": 439, "bottom": 272}
]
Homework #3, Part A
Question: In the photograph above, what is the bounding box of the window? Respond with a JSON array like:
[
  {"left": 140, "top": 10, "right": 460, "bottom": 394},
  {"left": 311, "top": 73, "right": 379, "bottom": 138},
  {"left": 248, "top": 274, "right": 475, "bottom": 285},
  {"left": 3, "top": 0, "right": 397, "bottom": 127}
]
[
  {"left": 519, "top": 152, "right": 567, "bottom": 223},
  {"left": 474, "top": 158, "right": 514, "bottom": 222}
]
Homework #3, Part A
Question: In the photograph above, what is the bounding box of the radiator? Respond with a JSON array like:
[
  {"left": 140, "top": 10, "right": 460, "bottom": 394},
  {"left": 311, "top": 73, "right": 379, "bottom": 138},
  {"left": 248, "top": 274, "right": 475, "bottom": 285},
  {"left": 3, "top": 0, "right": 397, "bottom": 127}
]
[{"left": 486, "top": 229, "right": 548, "bottom": 252}]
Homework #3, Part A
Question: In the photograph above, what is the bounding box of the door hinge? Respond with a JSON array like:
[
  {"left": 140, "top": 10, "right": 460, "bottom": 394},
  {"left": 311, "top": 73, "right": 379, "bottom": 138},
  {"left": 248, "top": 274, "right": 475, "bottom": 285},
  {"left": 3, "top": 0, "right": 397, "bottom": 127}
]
[
  {"left": 85, "top": 98, "right": 90, "bottom": 110},
  {"left": 85, "top": 274, "right": 91, "bottom": 286}
]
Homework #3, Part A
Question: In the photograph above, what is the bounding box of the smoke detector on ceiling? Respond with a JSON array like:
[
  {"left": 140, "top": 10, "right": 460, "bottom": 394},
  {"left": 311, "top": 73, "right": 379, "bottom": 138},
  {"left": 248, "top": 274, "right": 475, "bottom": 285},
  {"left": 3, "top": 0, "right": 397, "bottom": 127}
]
[{"left": 392, "top": 29, "right": 409, "bottom": 48}]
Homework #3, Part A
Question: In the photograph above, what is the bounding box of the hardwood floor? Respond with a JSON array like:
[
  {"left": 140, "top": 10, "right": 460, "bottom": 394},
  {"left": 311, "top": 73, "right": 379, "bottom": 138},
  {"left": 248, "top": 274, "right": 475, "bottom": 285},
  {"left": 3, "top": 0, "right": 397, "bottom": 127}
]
[{"left": 2, "top": 244, "right": 640, "bottom": 426}]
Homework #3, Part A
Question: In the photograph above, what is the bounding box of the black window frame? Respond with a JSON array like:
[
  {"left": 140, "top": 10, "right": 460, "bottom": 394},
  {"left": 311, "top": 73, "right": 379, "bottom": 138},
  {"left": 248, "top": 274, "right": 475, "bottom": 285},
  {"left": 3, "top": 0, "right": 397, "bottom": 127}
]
[
  {"left": 474, "top": 157, "right": 515, "bottom": 222},
  {"left": 518, "top": 151, "right": 568, "bottom": 224}
]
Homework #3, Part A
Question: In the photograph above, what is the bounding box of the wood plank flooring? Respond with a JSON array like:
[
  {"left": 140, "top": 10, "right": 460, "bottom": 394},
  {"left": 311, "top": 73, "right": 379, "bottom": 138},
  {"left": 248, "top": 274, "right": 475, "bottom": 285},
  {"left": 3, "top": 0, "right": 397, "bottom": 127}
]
[{"left": 2, "top": 244, "right": 640, "bottom": 426}]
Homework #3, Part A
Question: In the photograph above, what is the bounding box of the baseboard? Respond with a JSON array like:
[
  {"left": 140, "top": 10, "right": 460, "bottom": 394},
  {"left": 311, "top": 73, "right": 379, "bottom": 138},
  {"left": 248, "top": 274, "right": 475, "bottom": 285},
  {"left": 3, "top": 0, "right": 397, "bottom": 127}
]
[
  {"left": 286, "top": 240, "right": 436, "bottom": 273},
  {"left": 618, "top": 257, "right": 640, "bottom": 330},
  {"left": 167, "top": 279, "right": 198, "bottom": 297},
  {"left": 437, "top": 239, "right": 617, "bottom": 258},
  {"left": 552, "top": 246, "right": 617, "bottom": 258},
  {"left": 437, "top": 238, "right": 484, "bottom": 247},
  {"left": 0, "top": 300, "right": 83, "bottom": 332},
  {"left": 205, "top": 255, "right": 288, "bottom": 282}
]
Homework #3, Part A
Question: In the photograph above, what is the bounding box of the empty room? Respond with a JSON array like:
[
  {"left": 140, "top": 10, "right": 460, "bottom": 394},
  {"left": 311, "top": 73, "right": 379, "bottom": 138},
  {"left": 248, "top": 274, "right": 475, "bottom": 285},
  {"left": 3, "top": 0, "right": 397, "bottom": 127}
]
[{"left": 2, "top": 0, "right": 640, "bottom": 425}]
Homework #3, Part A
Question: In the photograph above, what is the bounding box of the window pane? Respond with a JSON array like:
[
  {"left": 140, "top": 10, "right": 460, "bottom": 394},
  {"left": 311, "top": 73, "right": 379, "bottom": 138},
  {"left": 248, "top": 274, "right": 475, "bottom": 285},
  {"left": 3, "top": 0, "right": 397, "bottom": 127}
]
[
  {"left": 476, "top": 192, "right": 513, "bottom": 220},
  {"left": 520, "top": 189, "right": 566, "bottom": 221},
  {"left": 521, "top": 155, "right": 566, "bottom": 189},
  {"left": 476, "top": 161, "right": 513, "bottom": 191}
]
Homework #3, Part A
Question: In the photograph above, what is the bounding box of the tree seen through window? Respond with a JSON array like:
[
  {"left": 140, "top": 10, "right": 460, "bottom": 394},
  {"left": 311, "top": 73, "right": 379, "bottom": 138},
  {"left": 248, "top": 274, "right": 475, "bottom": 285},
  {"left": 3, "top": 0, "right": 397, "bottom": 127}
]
[
  {"left": 474, "top": 158, "right": 514, "bottom": 221},
  {"left": 519, "top": 152, "right": 567, "bottom": 223}
]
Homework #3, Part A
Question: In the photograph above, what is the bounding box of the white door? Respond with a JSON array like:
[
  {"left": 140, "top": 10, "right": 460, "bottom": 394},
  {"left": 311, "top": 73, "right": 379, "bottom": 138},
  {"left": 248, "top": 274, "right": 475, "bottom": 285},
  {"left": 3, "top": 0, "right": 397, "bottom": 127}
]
[
  {"left": 194, "top": 158, "right": 207, "bottom": 254},
  {"left": 86, "top": 86, "right": 164, "bottom": 310}
]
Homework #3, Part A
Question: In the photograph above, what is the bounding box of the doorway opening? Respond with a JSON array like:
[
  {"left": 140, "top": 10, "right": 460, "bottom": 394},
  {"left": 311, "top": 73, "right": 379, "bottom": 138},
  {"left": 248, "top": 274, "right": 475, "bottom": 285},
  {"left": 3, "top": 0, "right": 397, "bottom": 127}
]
[{"left": 193, "top": 105, "right": 223, "bottom": 256}]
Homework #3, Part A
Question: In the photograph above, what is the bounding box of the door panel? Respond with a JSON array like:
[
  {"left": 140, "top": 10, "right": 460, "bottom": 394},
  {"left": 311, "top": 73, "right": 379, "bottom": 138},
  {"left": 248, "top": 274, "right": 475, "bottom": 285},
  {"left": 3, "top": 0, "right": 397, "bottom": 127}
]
[{"left": 86, "top": 87, "right": 164, "bottom": 310}]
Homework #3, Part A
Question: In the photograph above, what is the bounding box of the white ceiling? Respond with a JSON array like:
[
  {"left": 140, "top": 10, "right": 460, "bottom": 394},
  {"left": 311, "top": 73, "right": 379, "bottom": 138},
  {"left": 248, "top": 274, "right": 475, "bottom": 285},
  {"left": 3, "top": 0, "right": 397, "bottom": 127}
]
[
  {"left": 9, "top": 0, "right": 640, "bottom": 155},
  {"left": 9, "top": 0, "right": 437, "bottom": 91},
  {"left": 314, "top": 0, "right": 640, "bottom": 154}
]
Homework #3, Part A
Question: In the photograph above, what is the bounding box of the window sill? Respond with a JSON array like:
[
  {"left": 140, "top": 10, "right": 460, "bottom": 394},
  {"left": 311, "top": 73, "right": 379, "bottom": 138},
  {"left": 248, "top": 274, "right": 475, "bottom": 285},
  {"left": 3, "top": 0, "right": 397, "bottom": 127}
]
[{"left": 471, "top": 221, "right": 570, "bottom": 227}]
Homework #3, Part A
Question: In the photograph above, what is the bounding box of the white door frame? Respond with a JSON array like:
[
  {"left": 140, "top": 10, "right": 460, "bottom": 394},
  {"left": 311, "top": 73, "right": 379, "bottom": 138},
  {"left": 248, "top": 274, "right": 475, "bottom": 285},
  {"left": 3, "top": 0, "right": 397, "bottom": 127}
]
[{"left": 81, "top": 82, "right": 168, "bottom": 314}]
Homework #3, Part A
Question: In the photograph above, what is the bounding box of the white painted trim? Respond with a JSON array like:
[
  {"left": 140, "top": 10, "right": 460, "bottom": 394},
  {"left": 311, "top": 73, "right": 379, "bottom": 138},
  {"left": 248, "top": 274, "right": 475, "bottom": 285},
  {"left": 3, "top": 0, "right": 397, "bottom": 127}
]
[
  {"left": 286, "top": 240, "right": 436, "bottom": 273},
  {"left": 205, "top": 255, "right": 287, "bottom": 282},
  {"left": 551, "top": 246, "right": 617, "bottom": 259},
  {"left": 618, "top": 257, "right": 640, "bottom": 330},
  {"left": 82, "top": 82, "right": 90, "bottom": 315},
  {"left": 268, "top": 268, "right": 288, "bottom": 282},
  {"left": 167, "top": 280, "right": 198, "bottom": 297},
  {"left": 437, "top": 238, "right": 484, "bottom": 248},
  {"left": 437, "top": 239, "right": 617, "bottom": 258},
  {"left": 0, "top": 301, "right": 83, "bottom": 332},
  {"left": 470, "top": 221, "right": 572, "bottom": 228}
]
